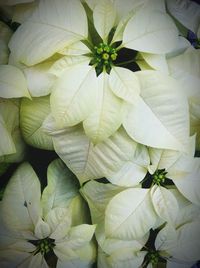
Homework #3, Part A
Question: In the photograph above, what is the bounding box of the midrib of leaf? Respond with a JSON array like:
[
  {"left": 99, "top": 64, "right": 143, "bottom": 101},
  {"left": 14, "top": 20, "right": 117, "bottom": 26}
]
[
  {"left": 29, "top": 19, "right": 85, "bottom": 38},
  {"left": 108, "top": 190, "right": 149, "bottom": 237},
  {"left": 61, "top": 66, "right": 93, "bottom": 121}
]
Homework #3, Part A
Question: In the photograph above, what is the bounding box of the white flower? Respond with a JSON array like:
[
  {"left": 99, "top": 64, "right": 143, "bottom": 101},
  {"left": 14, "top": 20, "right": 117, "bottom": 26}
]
[
  {"left": 149, "top": 135, "right": 200, "bottom": 206},
  {"left": 82, "top": 181, "right": 200, "bottom": 268},
  {"left": 0, "top": 159, "right": 96, "bottom": 268},
  {"left": 6, "top": 0, "right": 190, "bottom": 149}
]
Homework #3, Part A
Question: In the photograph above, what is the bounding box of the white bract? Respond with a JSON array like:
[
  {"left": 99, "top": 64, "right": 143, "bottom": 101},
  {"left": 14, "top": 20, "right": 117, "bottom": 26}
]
[
  {"left": 154, "top": 195, "right": 200, "bottom": 267},
  {"left": 9, "top": 0, "right": 88, "bottom": 66},
  {"left": 43, "top": 113, "right": 149, "bottom": 186},
  {"left": 82, "top": 181, "right": 200, "bottom": 268},
  {"left": 0, "top": 65, "right": 30, "bottom": 98},
  {"left": 20, "top": 96, "right": 54, "bottom": 150},
  {"left": 168, "top": 48, "right": 200, "bottom": 150},
  {"left": 0, "top": 98, "right": 25, "bottom": 163},
  {"left": 81, "top": 180, "right": 157, "bottom": 243},
  {"left": 0, "top": 160, "right": 96, "bottom": 268},
  {"left": 149, "top": 136, "right": 200, "bottom": 206}
]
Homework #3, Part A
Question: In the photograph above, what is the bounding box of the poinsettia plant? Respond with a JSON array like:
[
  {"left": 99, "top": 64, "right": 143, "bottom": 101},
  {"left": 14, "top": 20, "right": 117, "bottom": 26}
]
[{"left": 0, "top": 0, "right": 200, "bottom": 267}]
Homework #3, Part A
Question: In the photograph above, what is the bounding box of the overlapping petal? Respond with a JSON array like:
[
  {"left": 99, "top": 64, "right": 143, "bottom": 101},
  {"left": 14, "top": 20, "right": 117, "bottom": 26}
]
[
  {"left": 9, "top": 0, "right": 88, "bottom": 65},
  {"left": 123, "top": 71, "right": 189, "bottom": 151}
]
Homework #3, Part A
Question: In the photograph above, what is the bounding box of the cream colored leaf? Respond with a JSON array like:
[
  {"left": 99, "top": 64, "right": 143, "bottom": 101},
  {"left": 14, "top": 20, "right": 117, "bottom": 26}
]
[
  {"left": 151, "top": 185, "right": 179, "bottom": 224},
  {"left": 0, "top": 65, "right": 30, "bottom": 98},
  {"left": 46, "top": 207, "right": 71, "bottom": 240},
  {"left": 105, "top": 188, "right": 157, "bottom": 240},
  {"left": 23, "top": 61, "right": 56, "bottom": 97},
  {"left": 171, "top": 157, "right": 200, "bottom": 206},
  {"left": 34, "top": 218, "right": 51, "bottom": 239},
  {"left": 109, "top": 66, "right": 140, "bottom": 103},
  {"left": 140, "top": 52, "right": 169, "bottom": 73},
  {"left": 51, "top": 64, "right": 97, "bottom": 128},
  {"left": 43, "top": 116, "right": 139, "bottom": 185},
  {"left": 42, "top": 159, "right": 78, "bottom": 217},
  {"left": 123, "top": 8, "right": 178, "bottom": 54},
  {"left": 9, "top": 0, "right": 88, "bottom": 65},
  {"left": 123, "top": 71, "right": 189, "bottom": 151},
  {"left": 49, "top": 55, "right": 89, "bottom": 77},
  {"left": 2, "top": 163, "right": 41, "bottom": 234},
  {"left": 93, "top": 0, "right": 117, "bottom": 41},
  {"left": 83, "top": 72, "right": 125, "bottom": 143},
  {"left": 20, "top": 96, "right": 53, "bottom": 150},
  {"left": 81, "top": 180, "right": 123, "bottom": 224}
]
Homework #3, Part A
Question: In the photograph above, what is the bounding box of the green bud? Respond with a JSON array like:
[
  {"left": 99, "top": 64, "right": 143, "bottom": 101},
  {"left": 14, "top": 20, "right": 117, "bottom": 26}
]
[
  {"left": 111, "top": 53, "right": 117, "bottom": 60},
  {"left": 97, "top": 47, "right": 103, "bottom": 54},
  {"left": 102, "top": 53, "right": 110, "bottom": 60},
  {"left": 104, "top": 45, "right": 110, "bottom": 52}
]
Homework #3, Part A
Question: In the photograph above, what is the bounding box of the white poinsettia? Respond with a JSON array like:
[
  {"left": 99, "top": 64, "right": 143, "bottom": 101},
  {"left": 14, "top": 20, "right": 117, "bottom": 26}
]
[
  {"left": 167, "top": 48, "right": 200, "bottom": 150},
  {"left": 81, "top": 180, "right": 158, "bottom": 243},
  {"left": 0, "top": 98, "right": 25, "bottom": 163},
  {"left": 42, "top": 113, "right": 149, "bottom": 185},
  {"left": 86, "top": 186, "right": 200, "bottom": 268},
  {"left": 48, "top": 0, "right": 183, "bottom": 145},
  {"left": 8, "top": 0, "right": 187, "bottom": 147},
  {"left": 148, "top": 135, "right": 200, "bottom": 206},
  {"left": 154, "top": 197, "right": 200, "bottom": 268},
  {"left": 0, "top": 159, "right": 96, "bottom": 268},
  {"left": 80, "top": 180, "right": 151, "bottom": 268},
  {"left": 49, "top": 55, "right": 140, "bottom": 144}
]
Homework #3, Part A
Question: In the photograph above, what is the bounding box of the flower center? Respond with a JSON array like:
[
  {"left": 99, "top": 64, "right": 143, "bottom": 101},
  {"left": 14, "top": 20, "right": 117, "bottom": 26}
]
[
  {"left": 35, "top": 238, "right": 55, "bottom": 255},
  {"left": 90, "top": 42, "right": 118, "bottom": 75},
  {"left": 152, "top": 169, "right": 167, "bottom": 186},
  {"left": 147, "top": 250, "right": 160, "bottom": 265}
]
